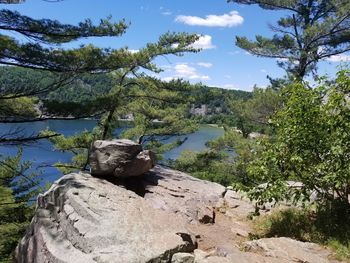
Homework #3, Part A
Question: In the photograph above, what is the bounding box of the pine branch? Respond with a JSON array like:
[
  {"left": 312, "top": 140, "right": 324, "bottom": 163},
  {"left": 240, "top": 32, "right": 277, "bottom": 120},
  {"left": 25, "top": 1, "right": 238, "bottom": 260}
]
[{"left": 0, "top": 133, "right": 60, "bottom": 145}]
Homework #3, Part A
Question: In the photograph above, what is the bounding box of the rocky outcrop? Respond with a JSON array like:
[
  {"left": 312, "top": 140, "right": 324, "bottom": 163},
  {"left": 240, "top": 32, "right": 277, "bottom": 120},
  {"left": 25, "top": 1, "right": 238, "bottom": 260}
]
[
  {"left": 143, "top": 166, "right": 226, "bottom": 224},
  {"left": 89, "top": 139, "right": 156, "bottom": 177},
  {"left": 16, "top": 164, "right": 340, "bottom": 262},
  {"left": 15, "top": 171, "right": 196, "bottom": 263}
]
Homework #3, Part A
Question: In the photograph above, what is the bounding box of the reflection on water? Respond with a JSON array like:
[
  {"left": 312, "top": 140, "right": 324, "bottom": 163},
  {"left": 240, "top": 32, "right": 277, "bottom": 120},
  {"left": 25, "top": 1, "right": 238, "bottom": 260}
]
[{"left": 0, "top": 120, "right": 224, "bottom": 183}]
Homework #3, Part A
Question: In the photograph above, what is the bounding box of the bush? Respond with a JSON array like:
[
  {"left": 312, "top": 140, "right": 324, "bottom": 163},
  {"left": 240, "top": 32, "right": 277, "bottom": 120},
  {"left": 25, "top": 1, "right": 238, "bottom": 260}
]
[
  {"left": 246, "top": 70, "right": 350, "bottom": 206},
  {"left": 172, "top": 149, "right": 236, "bottom": 186},
  {"left": 252, "top": 202, "right": 350, "bottom": 261}
]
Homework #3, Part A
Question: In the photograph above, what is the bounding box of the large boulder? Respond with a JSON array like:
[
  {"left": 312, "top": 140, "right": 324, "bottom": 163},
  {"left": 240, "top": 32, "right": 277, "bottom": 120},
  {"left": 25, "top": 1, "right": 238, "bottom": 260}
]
[
  {"left": 89, "top": 139, "right": 156, "bottom": 177},
  {"left": 15, "top": 172, "right": 196, "bottom": 263}
]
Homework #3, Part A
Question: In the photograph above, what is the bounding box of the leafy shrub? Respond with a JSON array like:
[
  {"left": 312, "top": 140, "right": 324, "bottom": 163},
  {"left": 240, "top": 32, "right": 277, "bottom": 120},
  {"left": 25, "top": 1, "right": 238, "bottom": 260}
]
[
  {"left": 252, "top": 202, "right": 350, "bottom": 261},
  {"left": 246, "top": 70, "right": 350, "bottom": 206}
]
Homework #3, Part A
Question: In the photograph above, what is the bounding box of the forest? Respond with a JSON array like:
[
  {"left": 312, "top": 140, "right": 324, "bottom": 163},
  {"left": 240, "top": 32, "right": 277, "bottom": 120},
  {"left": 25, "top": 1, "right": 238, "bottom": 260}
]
[{"left": 1, "top": 0, "right": 350, "bottom": 262}]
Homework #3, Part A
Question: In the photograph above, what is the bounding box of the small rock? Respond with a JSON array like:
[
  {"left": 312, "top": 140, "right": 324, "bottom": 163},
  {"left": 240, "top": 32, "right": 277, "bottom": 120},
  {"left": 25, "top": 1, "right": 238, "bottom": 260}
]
[
  {"left": 196, "top": 256, "right": 231, "bottom": 263},
  {"left": 232, "top": 228, "right": 249, "bottom": 237},
  {"left": 198, "top": 207, "right": 215, "bottom": 224},
  {"left": 172, "top": 252, "right": 195, "bottom": 263},
  {"left": 194, "top": 249, "right": 210, "bottom": 261}
]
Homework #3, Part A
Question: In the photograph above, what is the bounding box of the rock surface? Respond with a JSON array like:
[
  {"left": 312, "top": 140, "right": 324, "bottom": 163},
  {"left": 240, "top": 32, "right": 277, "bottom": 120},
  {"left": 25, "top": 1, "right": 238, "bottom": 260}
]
[
  {"left": 16, "top": 166, "right": 341, "bottom": 263},
  {"left": 171, "top": 252, "right": 194, "bottom": 263},
  {"left": 244, "top": 237, "right": 333, "bottom": 263},
  {"left": 89, "top": 139, "right": 156, "bottom": 177},
  {"left": 15, "top": 171, "right": 196, "bottom": 263}
]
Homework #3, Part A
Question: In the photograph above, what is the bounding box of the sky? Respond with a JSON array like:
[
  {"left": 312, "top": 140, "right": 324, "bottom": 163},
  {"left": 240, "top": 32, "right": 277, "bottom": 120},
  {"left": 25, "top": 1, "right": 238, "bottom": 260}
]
[{"left": 3, "top": 0, "right": 349, "bottom": 91}]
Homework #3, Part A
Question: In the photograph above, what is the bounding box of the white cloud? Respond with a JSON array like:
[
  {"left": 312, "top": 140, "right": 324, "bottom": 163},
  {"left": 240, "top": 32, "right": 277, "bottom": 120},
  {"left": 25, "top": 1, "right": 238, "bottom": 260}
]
[
  {"left": 162, "top": 76, "right": 176, "bottom": 82},
  {"left": 175, "top": 11, "right": 243, "bottom": 27},
  {"left": 160, "top": 65, "right": 173, "bottom": 71},
  {"left": 197, "top": 62, "right": 213, "bottom": 68},
  {"left": 174, "top": 63, "right": 210, "bottom": 80},
  {"left": 276, "top": 58, "right": 299, "bottom": 65},
  {"left": 221, "top": 84, "right": 240, "bottom": 90},
  {"left": 191, "top": 35, "right": 216, "bottom": 50},
  {"left": 224, "top": 75, "right": 232, "bottom": 79},
  {"left": 318, "top": 47, "right": 350, "bottom": 62},
  {"left": 326, "top": 54, "right": 350, "bottom": 62},
  {"left": 128, "top": 49, "right": 139, "bottom": 54},
  {"left": 260, "top": 69, "right": 267, "bottom": 73},
  {"left": 162, "top": 63, "right": 210, "bottom": 81}
]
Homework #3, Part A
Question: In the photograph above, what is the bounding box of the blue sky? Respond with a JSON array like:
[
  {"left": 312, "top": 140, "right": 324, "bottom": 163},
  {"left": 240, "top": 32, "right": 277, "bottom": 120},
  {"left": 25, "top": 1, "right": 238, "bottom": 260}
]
[{"left": 3, "top": 0, "right": 349, "bottom": 91}]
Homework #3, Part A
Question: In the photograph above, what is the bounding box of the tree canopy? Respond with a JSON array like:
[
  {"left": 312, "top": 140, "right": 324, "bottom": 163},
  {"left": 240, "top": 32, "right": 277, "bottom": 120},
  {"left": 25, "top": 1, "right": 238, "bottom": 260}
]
[
  {"left": 0, "top": 2, "right": 200, "bottom": 260},
  {"left": 228, "top": 0, "right": 350, "bottom": 79},
  {"left": 0, "top": 4, "right": 199, "bottom": 144}
]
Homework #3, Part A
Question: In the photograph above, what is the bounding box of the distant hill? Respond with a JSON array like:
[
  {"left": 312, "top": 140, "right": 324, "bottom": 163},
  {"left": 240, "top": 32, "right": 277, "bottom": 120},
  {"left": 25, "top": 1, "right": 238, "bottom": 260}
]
[{"left": 0, "top": 66, "right": 251, "bottom": 122}]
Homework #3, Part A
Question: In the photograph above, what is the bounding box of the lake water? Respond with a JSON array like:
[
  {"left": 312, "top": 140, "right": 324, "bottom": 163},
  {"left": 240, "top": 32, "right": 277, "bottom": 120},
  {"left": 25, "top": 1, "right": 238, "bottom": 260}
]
[{"left": 0, "top": 120, "right": 224, "bottom": 183}]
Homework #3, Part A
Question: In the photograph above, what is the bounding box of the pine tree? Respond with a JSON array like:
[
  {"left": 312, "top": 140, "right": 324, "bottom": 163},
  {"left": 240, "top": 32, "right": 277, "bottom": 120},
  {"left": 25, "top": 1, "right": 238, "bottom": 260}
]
[
  {"left": 0, "top": 1, "right": 199, "bottom": 259},
  {"left": 0, "top": 149, "right": 42, "bottom": 262},
  {"left": 228, "top": 0, "right": 350, "bottom": 79}
]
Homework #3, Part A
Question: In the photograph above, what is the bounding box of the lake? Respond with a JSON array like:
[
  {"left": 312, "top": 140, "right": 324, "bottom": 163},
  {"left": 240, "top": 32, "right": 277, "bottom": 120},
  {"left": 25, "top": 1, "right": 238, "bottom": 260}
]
[{"left": 0, "top": 120, "right": 224, "bottom": 183}]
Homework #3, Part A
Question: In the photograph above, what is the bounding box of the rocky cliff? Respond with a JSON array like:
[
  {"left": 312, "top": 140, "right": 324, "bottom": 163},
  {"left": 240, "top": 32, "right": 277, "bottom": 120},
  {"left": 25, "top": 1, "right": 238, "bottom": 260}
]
[{"left": 15, "top": 140, "right": 340, "bottom": 263}]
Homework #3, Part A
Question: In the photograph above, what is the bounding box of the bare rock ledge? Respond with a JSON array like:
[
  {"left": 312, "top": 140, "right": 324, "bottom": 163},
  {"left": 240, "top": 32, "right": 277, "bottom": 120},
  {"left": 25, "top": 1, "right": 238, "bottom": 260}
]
[{"left": 15, "top": 166, "right": 341, "bottom": 263}]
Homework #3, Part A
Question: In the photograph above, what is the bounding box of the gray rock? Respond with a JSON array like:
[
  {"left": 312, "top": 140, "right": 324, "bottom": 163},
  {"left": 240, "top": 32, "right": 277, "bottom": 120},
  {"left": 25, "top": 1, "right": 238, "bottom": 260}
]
[
  {"left": 193, "top": 249, "right": 230, "bottom": 263},
  {"left": 172, "top": 252, "right": 195, "bottom": 263},
  {"left": 114, "top": 150, "right": 156, "bottom": 177},
  {"left": 143, "top": 166, "right": 226, "bottom": 223},
  {"left": 193, "top": 249, "right": 210, "bottom": 262},
  {"left": 195, "top": 256, "right": 231, "bottom": 263},
  {"left": 15, "top": 166, "right": 340, "bottom": 263},
  {"left": 89, "top": 139, "right": 156, "bottom": 177},
  {"left": 220, "top": 190, "right": 256, "bottom": 218},
  {"left": 243, "top": 237, "right": 333, "bottom": 263},
  {"left": 15, "top": 172, "right": 196, "bottom": 263}
]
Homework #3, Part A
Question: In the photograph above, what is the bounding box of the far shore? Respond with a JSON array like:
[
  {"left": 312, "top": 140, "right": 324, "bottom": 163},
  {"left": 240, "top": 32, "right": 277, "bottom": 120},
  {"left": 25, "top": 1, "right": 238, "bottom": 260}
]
[{"left": 207, "top": 123, "right": 224, "bottom": 129}]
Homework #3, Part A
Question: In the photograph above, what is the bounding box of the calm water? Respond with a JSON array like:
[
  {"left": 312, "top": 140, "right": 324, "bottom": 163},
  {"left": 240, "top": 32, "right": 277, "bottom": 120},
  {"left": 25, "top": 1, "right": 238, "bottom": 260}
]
[{"left": 0, "top": 120, "right": 223, "bottom": 183}]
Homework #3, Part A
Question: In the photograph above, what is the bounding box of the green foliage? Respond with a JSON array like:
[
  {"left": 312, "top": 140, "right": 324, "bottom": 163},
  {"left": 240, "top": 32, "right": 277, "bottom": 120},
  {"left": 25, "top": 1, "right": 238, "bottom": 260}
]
[
  {"left": 0, "top": 66, "right": 59, "bottom": 100},
  {"left": 0, "top": 9, "right": 127, "bottom": 44},
  {"left": 172, "top": 149, "right": 236, "bottom": 186},
  {"left": 48, "top": 77, "right": 199, "bottom": 171},
  {"left": 209, "top": 127, "right": 262, "bottom": 187},
  {"left": 41, "top": 129, "right": 96, "bottom": 173},
  {"left": 122, "top": 78, "right": 198, "bottom": 145},
  {"left": 227, "top": 87, "right": 281, "bottom": 137},
  {"left": 0, "top": 9, "right": 130, "bottom": 72},
  {"left": 245, "top": 70, "right": 350, "bottom": 206},
  {"left": 327, "top": 239, "right": 350, "bottom": 262},
  {"left": 0, "top": 3, "right": 200, "bottom": 259},
  {"left": 252, "top": 203, "right": 350, "bottom": 261},
  {"left": 44, "top": 34, "right": 200, "bottom": 170},
  {"left": 0, "top": 96, "right": 37, "bottom": 120},
  {"left": 172, "top": 127, "right": 260, "bottom": 186},
  {"left": 191, "top": 84, "right": 251, "bottom": 108},
  {"left": 229, "top": 0, "right": 350, "bottom": 79},
  {"left": 0, "top": 66, "right": 253, "bottom": 121},
  {"left": 43, "top": 73, "right": 115, "bottom": 103},
  {"left": 0, "top": 150, "right": 41, "bottom": 262}
]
